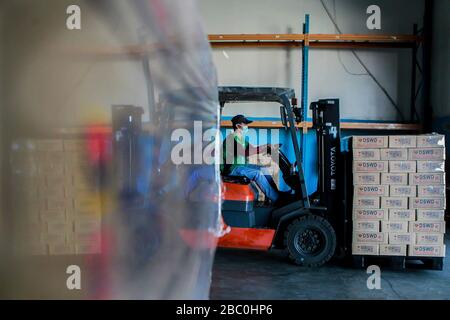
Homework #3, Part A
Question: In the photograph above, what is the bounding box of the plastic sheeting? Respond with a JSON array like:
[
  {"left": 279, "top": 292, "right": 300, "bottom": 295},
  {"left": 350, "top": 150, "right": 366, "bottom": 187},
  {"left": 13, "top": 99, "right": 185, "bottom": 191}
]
[{"left": 0, "top": 0, "right": 220, "bottom": 299}]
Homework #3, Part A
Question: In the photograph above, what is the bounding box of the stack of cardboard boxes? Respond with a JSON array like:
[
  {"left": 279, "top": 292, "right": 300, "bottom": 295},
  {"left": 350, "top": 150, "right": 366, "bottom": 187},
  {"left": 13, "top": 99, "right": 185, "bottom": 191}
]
[
  {"left": 12, "top": 139, "right": 102, "bottom": 255},
  {"left": 352, "top": 134, "right": 446, "bottom": 258}
]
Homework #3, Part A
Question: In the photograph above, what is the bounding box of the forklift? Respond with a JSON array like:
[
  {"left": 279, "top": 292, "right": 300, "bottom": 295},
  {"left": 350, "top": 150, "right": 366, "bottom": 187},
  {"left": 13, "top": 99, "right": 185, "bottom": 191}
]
[
  {"left": 112, "top": 86, "right": 346, "bottom": 267},
  {"left": 217, "top": 87, "right": 343, "bottom": 267}
]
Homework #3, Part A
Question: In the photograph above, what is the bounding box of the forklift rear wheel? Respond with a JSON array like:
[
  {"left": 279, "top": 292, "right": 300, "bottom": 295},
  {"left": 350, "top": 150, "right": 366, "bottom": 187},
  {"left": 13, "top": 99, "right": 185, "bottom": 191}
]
[{"left": 284, "top": 215, "right": 336, "bottom": 267}]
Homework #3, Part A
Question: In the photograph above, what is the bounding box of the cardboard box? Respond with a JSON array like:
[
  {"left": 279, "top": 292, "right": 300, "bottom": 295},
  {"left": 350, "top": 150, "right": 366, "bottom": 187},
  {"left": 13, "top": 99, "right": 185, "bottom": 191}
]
[
  {"left": 71, "top": 175, "right": 100, "bottom": 189},
  {"left": 40, "top": 210, "right": 67, "bottom": 222},
  {"left": 11, "top": 139, "right": 37, "bottom": 152},
  {"left": 64, "top": 152, "right": 90, "bottom": 166},
  {"left": 353, "top": 231, "right": 388, "bottom": 244},
  {"left": 73, "top": 197, "right": 102, "bottom": 217},
  {"left": 46, "top": 221, "right": 73, "bottom": 234},
  {"left": 75, "top": 240, "right": 101, "bottom": 254},
  {"left": 409, "top": 221, "right": 446, "bottom": 233},
  {"left": 416, "top": 233, "right": 444, "bottom": 245},
  {"left": 389, "top": 185, "right": 416, "bottom": 197},
  {"left": 64, "top": 163, "right": 90, "bottom": 177},
  {"left": 416, "top": 161, "right": 445, "bottom": 173},
  {"left": 388, "top": 209, "right": 416, "bottom": 221},
  {"left": 12, "top": 177, "right": 42, "bottom": 190},
  {"left": 408, "top": 245, "right": 446, "bottom": 257},
  {"left": 48, "top": 243, "right": 75, "bottom": 255},
  {"left": 352, "top": 243, "right": 379, "bottom": 256},
  {"left": 409, "top": 173, "right": 445, "bottom": 185},
  {"left": 10, "top": 160, "right": 34, "bottom": 179},
  {"left": 389, "top": 135, "right": 417, "bottom": 148},
  {"left": 353, "top": 173, "right": 381, "bottom": 185},
  {"left": 71, "top": 205, "right": 102, "bottom": 218},
  {"left": 46, "top": 197, "right": 74, "bottom": 211},
  {"left": 389, "top": 161, "right": 416, "bottom": 173},
  {"left": 63, "top": 140, "right": 86, "bottom": 152},
  {"left": 416, "top": 134, "right": 445, "bottom": 148},
  {"left": 379, "top": 244, "right": 407, "bottom": 256},
  {"left": 65, "top": 187, "right": 100, "bottom": 198},
  {"left": 73, "top": 207, "right": 102, "bottom": 217},
  {"left": 41, "top": 232, "right": 67, "bottom": 244},
  {"left": 74, "top": 219, "right": 101, "bottom": 234},
  {"left": 353, "top": 196, "right": 380, "bottom": 209},
  {"left": 381, "top": 221, "right": 409, "bottom": 233},
  {"left": 409, "top": 197, "right": 446, "bottom": 210},
  {"left": 408, "top": 148, "right": 445, "bottom": 161},
  {"left": 353, "top": 220, "right": 380, "bottom": 232},
  {"left": 417, "top": 185, "right": 446, "bottom": 198},
  {"left": 28, "top": 243, "right": 48, "bottom": 256},
  {"left": 45, "top": 175, "right": 72, "bottom": 188},
  {"left": 380, "top": 149, "right": 408, "bottom": 161},
  {"left": 10, "top": 150, "right": 37, "bottom": 163},
  {"left": 38, "top": 163, "right": 65, "bottom": 176},
  {"left": 73, "top": 213, "right": 101, "bottom": 222},
  {"left": 73, "top": 230, "right": 101, "bottom": 243},
  {"left": 36, "top": 151, "right": 65, "bottom": 165},
  {"left": 353, "top": 149, "right": 381, "bottom": 160},
  {"left": 353, "top": 209, "right": 388, "bottom": 221},
  {"left": 12, "top": 165, "right": 38, "bottom": 177},
  {"left": 354, "top": 185, "right": 389, "bottom": 197},
  {"left": 381, "top": 197, "right": 408, "bottom": 209},
  {"left": 353, "top": 161, "right": 388, "bottom": 173},
  {"left": 353, "top": 136, "right": 388, "bottom": 149},
  {"left": 39, "top": 185, "right": 65, "bottom": 198},
  {"left": 11, "top": 156, "right": 38, "bottom": 175},
  {"left": 35, "top": 140, "right": 64, "bottom": 152},
  {"left": 388, "top": 233, "right": 415, "bottom": 245},
  {"left": 381, "top": 173, "right": 408, "bottom": 185},
  {"left": 416, "top": 210, "right": 445, "bottom": 221}
]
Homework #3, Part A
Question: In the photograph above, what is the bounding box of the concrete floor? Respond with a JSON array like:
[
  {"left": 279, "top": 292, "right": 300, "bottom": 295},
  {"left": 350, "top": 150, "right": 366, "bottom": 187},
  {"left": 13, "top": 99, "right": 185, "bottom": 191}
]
[{"left": 210, "top": 230, "right": 450, "bottom": 300}]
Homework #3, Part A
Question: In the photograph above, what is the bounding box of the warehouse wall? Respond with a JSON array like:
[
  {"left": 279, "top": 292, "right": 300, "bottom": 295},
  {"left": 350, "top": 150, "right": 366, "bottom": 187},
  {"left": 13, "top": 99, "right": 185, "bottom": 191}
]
[
  {"left": 432, "top": 0, "right": 450, "bottom": 118},
  {"left": 198, "top": 0, "right": 425, "bottom": 121},
  {"left": 0, "top": 4, "right": 5, "bottom": 220},
  {"left": 3, "top": 0, "right": 426, "bottom": 126},
  {"left": 431, "top": 0, "right": 450, "bottom": 179},
  {"left": 2, "top": 0, "right": 149, "bottom": 129}
]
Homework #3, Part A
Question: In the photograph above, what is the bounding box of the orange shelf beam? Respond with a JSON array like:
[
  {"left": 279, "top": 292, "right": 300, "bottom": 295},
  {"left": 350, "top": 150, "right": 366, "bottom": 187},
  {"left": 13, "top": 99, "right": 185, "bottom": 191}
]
[
  {"left": 208, "top": 33, "right": 422, "bottom": 49},
  {"left": 60, "top": 33, "right": 423, "bottom": 57},
  {"left": 55, "top": 121, "right": 421, "bottom": 136},
  {"left": 221, "top": 120, "right": 421, "bottom": 131}
]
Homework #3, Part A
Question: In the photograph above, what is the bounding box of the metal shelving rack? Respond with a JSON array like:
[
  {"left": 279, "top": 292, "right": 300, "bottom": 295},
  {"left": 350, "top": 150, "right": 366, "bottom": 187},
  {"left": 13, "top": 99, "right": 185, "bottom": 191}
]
[
  {"left": 209, "top": 14, "right": 427, "bottom": 132},
  {"left": 64, "top": 14, "right": 429, "bottom": 133}
]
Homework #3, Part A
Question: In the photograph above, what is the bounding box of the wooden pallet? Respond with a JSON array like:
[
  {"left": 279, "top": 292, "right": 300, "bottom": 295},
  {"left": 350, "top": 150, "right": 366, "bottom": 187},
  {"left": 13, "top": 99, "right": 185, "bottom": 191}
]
[{"left": 352, "top": 255, "right": 444, "bottom": 271}]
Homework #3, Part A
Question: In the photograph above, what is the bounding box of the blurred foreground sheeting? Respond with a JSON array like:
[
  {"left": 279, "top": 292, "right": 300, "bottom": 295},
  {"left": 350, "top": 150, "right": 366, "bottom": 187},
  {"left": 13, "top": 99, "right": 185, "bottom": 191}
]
[{"left": 0, "top": 0, "right": 220, "bottom": 299}]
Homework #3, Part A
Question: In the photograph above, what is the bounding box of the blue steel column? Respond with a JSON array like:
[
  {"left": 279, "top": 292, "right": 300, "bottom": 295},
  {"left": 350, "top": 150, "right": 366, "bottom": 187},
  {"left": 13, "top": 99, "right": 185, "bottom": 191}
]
[{"left": 301, "top": 14, "right": 310, "bottom": 165}]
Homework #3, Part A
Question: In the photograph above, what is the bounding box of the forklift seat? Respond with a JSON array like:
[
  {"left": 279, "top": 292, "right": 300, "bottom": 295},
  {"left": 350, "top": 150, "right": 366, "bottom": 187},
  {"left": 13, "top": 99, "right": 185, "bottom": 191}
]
[{"left": 221, "top": 175, "right": 251, "bottom": 185}]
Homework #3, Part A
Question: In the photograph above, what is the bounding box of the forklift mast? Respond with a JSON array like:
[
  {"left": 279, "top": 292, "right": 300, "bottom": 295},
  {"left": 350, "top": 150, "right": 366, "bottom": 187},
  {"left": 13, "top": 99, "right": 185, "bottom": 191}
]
[
  {"left": 310, "top": 99, "right": 341, "bottom": 213},
  {"left": 111, "top": 105, "right": 144, "bottom": 197}
]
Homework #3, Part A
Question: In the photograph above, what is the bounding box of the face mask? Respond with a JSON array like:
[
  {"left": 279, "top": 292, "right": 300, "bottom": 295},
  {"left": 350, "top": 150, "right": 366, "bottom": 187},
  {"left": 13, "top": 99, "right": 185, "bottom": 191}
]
[{"left": 241, "top": 125, "right": 249, "bottom": 135}]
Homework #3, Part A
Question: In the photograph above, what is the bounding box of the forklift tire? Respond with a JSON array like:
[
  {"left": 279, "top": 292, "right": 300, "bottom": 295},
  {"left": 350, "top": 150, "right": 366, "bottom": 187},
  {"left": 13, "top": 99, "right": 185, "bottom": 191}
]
[{"left": 283, "top": 215, "right": 336, "bottom": 267}]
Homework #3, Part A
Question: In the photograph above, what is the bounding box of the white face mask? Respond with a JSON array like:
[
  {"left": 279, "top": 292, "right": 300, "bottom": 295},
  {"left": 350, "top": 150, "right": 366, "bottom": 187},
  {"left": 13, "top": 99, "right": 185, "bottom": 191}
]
[{"left": 240, "top": 125, "right": 249, "bottom": 134}]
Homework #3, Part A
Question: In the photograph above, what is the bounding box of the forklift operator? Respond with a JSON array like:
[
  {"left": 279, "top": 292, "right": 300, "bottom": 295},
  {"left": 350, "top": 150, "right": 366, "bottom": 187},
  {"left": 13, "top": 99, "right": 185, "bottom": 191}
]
[{"left": 221, "top": 114, "right": 281, "bottom": 203}]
